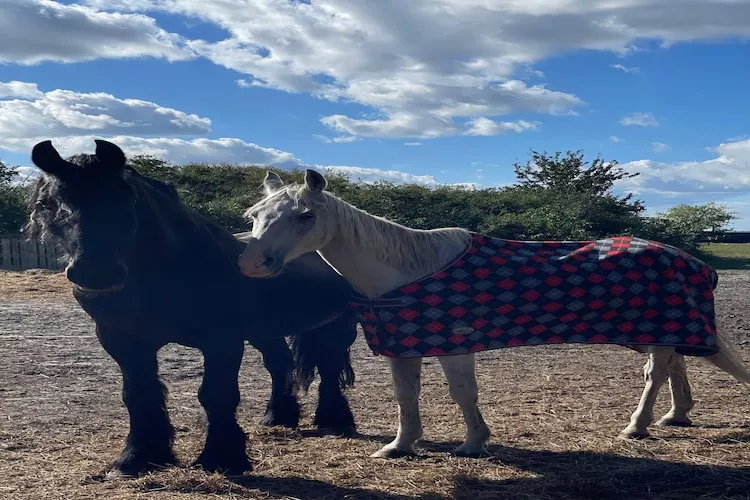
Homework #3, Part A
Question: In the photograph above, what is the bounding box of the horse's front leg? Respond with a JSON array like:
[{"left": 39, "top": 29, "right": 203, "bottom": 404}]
[
  {"left": 619, "top": 347, "right": 674, "bottom": 439},
  {"left": 438, "top": 353, "right": 491, "bottom": 457},
  {"left": 193, "top": 339, "right": 251, "bottom": 475},
  {"left": 95, "top": 325, "right": 176, "bottom": 477},
  {"left": 372, "top": 357, "right": 424, "bottom": 458},
  {"left": 251, "top": 337, "right": 301, "bottom": 428},
  {"left": 656, "top": 352, "right": 695, "bottom": 427}
]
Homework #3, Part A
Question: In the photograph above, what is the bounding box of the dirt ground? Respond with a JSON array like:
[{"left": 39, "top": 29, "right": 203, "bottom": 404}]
[{"left": 1, "top": 270, "right": 750, "bottom": 500}]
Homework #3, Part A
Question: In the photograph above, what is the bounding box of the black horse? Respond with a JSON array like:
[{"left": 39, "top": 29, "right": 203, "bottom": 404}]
[{"left": 26, "top": 139, "right": 359, "bottom": 477}]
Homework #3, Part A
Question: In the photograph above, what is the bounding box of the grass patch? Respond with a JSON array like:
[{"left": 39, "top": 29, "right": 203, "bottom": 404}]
[{"left": 698, "top": 243, "right": 750, "bottom": 270}]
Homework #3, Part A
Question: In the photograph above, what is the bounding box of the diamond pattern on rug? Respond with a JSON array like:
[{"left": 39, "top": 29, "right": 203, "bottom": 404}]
[{"left": 349, "top": 234, "right": 719, "bottom": 358}]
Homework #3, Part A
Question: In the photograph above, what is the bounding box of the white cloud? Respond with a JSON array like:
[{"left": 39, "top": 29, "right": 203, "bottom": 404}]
[
  {"left": 0, "top": 82, "right": 453, "bottom": 188},
  {"left": 610, "top": 64, "right": 639, "bottom": 74},
  {"left": 620, "top": 138, "right": 750, "bottom": 194},
  {"left": 0, "top": 82, "right": 211, "bottom": 142},
  {"left": 651, "top": 141, "right": 670, "bottom": 152},
  {"left": 0, "top": 81, "right": 43, "bottom": 99},
  {"left": 77, "top": 0, "right": 750, "bottom": 140},
  {"left": 465, "top": 117, "right": 540, "bottom": 136},
  {"left": 620, "top": 112, "right": 659, "bottom": 127},
  {"left": 609, "top": 135, "right": 624, "bottom": 143},
  {"left": 0, "top": 0, "right": 194, "bottom": 65},
  {"left": 404, "top": 142, "right": 423, "bottom": 147}
]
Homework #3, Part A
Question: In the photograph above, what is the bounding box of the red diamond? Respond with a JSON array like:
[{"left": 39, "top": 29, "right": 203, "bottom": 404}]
[
  {"left": 425, "top": 347, "right": 446, "bottom": 355},
  {"left": 546, "top": 275, "right": 564, "bottom": 286},
  {"left": 589, "top": 334, "right": 609, "bottom": 343},
  {"left": 588, "top": 299, "right": 606, "bottom": 310},
  {"left": 425, "top": 321, "right": 446, "bottom": 333},
  {"left": 617, "top": 321, "right": 636, "bottom": 333},
  {"left": 643, "top": 309, "right": 658, "bottom": 319},
  {"left": 625, "top": 270, "right": 642, "bottom": 281},
  {"left": 400, "top": 336, "right": 420, "bottom": 348},
  {"left": 602, "top": 310, "right": 618, "bottom": 320},
  {"left": 470, "top": 343, "right": 486, "bottom": 352},
  {"left": 647, "top": 283, "right": 660, "bottom": 294},
  {"left": 665, "top": 295, "right": 683, "bottom": 306},
  {"left": 401, "top": 283, "right": 421, "bottom": 294},
  {"left": 546, "top": 336, "right": 564, "bottom": 344},
  {"left": 450, "top": 281, "right": 470, "bottom": 292},
  {"left": 472, "top": 317, "right": 489, "bottom": 329},
  {"left": 662, "top": 321, "right": 681, "bottom": 332},
  {"left": 498, "top": 278, "right": 517, "bottom": 289},
  {"left": 397, "top": 308, "right": 419, "bottom": 321},
  {"left": 514, "top": 314, "right": 533, "bottom": 325},
  {"left": 529, "top": 324, "right": 547, "bottom": 335},
  {"left": 519, "top": 265, "right": 538, "bottom": 275},
  {"left": 385, "top": 322, "right": 398, "bottom": 334},
  {"left": 507, "top": 338, "right": 525, "bottom": 347},
  {"left": 422, "top": 294, "right": 444, "bottom": 306},
  {"left": 635, "top": 334, "right": 655, "bottom": 344},
  {"left": 472, "top": 292, "right": 494, "bottom": 304},
  {"left": 610, "top": 284, "right": 627, "bottom": 295},
  {"left": 685, "top": 335, "right": 702, "bottom": 345},
  {"left": 448, "top": 335, "right": 465, "bottom": 345},
  {"left": 688, "top": 273, "right": 705, "bottom": 284},
  {"left": 486, "top": 328, "right": 503, "bottom": 338},
  {"left": 561, "top": 263, "right": 578, "bottom": 273},
  {"left": 496, "top": 304, "right": 514, "bottom": 314},
  {"left": 561, "top": 313, "right": 578, "bottom": 323},
  {"left": 448, "top": 306, "right": 468, "bottom": 318},
  {"left": 570, "top": 287, "right": 586, "bottom": 298},
  {"left": 572, "top": 322, "right": 590, "bottom": 332},
  {"left": 473, "top": 267, "right": 492, "bottom": 279},
  {"left": 662, "top": 268, "right": 677, "bottom": 280},
  {"left": 490, "top": 256, "right": 508, "bottom": 265},
  {"left": 628, "top": 296, "right": 645, "bottom": 308},
  {"left": 639, "top": 255, "right": 655, "bottom": 266},
  {"left": 522, "top": 290, "right": 541, "bottom": 301},
  {"left": 544, "top": 302, "right": 563, "bottom": 312},
  {"left": 587, "top": 273, "right": 605, "bottom": 283}
]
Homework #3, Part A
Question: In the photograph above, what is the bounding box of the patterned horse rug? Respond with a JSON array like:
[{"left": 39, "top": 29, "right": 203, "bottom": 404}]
[{"left": 349, "top": 233, "right": 720, "bottom": 358}]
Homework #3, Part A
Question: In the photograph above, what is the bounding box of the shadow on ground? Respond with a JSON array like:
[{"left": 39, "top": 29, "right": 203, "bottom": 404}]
[{"left": 126, "top": 434, "right": 750, "bottom": 500}]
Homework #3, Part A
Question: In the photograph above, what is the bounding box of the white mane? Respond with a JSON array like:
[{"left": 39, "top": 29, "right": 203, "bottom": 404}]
[{"left": 283, "top": 183, "right": 472, "bottom": 274}]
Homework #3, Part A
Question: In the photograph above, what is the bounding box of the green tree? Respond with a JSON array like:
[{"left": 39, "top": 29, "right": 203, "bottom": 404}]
[
  {"left": 651, "top": 202, "right": 738, "bottom": 249},
  {"left": 0, "top": 160, "right": 28, "bottom": 235}
]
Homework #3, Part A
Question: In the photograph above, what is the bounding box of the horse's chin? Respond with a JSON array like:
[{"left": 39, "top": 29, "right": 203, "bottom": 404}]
[{"left": 72, "top": 282, "right": 126, "bottom": 297}]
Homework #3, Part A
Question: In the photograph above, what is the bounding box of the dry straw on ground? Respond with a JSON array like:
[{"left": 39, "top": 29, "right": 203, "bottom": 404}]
[{"left": 1, "top": 270, "right": 749, "bottom": 499}]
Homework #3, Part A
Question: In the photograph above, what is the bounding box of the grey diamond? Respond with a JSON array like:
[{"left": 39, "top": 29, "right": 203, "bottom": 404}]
[
  {"left": 521, "top": 277, "right": 542, "bottom": 288},
  {"left": 474, "top": 280, "right": 494, "bottom": 291},
  {"left": 567, "top": 300, "right": 586, "bottom": 311},
  {"left": 498, "top": 291, "right": 517, "bottom": 302},
  {"left": 399, "top": 322, "right": 420, "bottom": 334},
  {"left": 551, "top": 324, "right": 571, "bottom": 334},
  {"left": 622, "top": 309, "right": 642, "bottom": 320},
  {"left": 451, "top": 268, "right": 470, "bottom": 280},
  {"left": 468, "top": 255, "right": 488, "bottom": 266},
  {"left": 535, "top": 313, "right": 557, "bottom": 324},
  {"left": 629, "top": 283, "right": 645, "bottom": 294},
  {"left": 492, "top": 316, "right": 510, "bottom": 326},
  {"left": 425, "top": 282, "right": 446, "bottom": 293},
  {"left": 545, "top": 289, "right": 566, "bottom": 301},
  {"left": 489, "top": 340, "right": 507, "bottom": 349},
  {"left": 507, "top": 326, "right": 526, "bottom": 337},
  {"left": 519, "top": 303, "right": 540, "bottom": 314},
  {"left": 659, "top": 334, "right": 680, "bottom": 345},
  {"left": 424, "top": 335, "right": 447, "bottom": 346},
  {"left": 448, "top": 294, "right": 470, "bottom": 305},
  {"left": 664, "top": 281, "right": 682, "bottom": 293},
  {"left": 566, "top": 274, "right": 585, "bottom": 285},
  {"left": 593, "top": 322, "right": 612, "bottom": 332},
  {"left": 423, "top": 307, "right": 445, "bottom": 320},
  {"left": 663, "top": 308, "right": 684, "bottom": 320},
  {"left": 472, "top": 305, "right": 491, "bottom": 316}
]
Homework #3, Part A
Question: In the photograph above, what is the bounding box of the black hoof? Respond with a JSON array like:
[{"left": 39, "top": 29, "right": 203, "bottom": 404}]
[
  {"left": 192, "top": 450, "right": 252, "bottom": 476},
  {"left": 317, "top": 426, "right": 358, "bottom": 437},
  {"left": 111, "top": 448, "right": 177, "bottom": 478},
  {"left": 261, "top": 396, "right": 301, "bottom": 428}
]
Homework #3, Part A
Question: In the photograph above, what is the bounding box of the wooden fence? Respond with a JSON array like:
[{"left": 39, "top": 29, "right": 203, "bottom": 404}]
[{"left": 0, "top": 235, "right": 66, "bottom": 271}]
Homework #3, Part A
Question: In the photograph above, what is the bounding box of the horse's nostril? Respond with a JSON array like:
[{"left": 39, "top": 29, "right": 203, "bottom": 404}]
[{"left": 262, "top": 255, "right": 276, "bottom": 268}]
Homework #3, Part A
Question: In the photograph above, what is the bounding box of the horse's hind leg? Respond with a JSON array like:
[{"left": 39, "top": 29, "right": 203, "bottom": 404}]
[
  {"left": 656, "top": 353, "right": 695, "bottom": 427},
  {"left": 193, "top": 339, "right": 251, "bottom": 475},
  {"left": 372, "top": 357, "right": 424, "bottom": 458},
  {"left": 619, "top": 347, "right": 674, "bottom": 439},
  {"left": 438, "top": 353, "right": 491, "bottom": 457},
  {"left": 301, "top": 314, "right": 357, "bottom": 435},
  {"left": 252, "top": 337, "right": 300, "bottom": 428},
  {"left": 95, "top": 325, "right": 176, "bottom": 477}
]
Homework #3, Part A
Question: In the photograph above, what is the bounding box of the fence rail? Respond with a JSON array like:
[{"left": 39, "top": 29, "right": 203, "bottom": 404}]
[{"left": 0, "top": 235, "right": 65, "bottom": 271}]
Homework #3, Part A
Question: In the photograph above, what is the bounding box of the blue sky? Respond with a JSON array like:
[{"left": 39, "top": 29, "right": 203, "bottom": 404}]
[{"left": 1, "top": 0, "right": 750, "bottom": 226}]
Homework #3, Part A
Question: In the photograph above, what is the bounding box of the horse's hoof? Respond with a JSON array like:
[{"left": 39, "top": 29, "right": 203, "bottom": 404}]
[
  {"left": 370, "top": 447, "right": 418, "bottom": 459},
  {"left": 656, "top": 416, "right": 692, "bottom": 427},
  {"left": 104, "top": 469, "right": 136, "bottom": 481},
  {"left": 618, "top": 429, "right": 650, "bottom": 440},
  {"left": 192, "top": 453, "right": 253, "bottom": 476}
]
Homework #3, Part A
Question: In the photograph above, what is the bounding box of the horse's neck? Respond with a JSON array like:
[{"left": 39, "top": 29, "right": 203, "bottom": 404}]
[{"left": 317, "top": 203, "right": 470, "bottom": 298}]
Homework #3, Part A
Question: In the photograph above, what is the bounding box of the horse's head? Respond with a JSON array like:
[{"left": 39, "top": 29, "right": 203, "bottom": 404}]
[
  {"left": 238, "top": 169, "right": 330, "bottom": 278},
  {"left": 27, "top": 139, "right": 137, "bottom": 295}
]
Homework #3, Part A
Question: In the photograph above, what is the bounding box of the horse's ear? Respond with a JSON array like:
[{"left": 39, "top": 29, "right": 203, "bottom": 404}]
[
  {"left": 94, "top": 139, "right": 126, "bottom": 171},
  {"left": 304, "top": 169, "right": 327, "bottom": 194},
  {"left": 31, "top": 140, "right": 74, "bottom": 177},
  {"left": 263, "top": 171, "right": 284, "bottom": 195}
]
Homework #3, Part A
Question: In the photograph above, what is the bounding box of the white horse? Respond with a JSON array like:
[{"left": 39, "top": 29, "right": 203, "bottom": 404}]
[{"left": 237, "top": 168, "right": 750, "bottom": 458}]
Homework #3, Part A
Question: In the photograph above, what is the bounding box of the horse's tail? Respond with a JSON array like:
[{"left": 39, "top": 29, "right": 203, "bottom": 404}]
[
  {"left": 290, "top": 312, "right": 357, "bottom": 394},
  {"left": 701, "top": 328, "right": 750, "bottom": 384}
]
